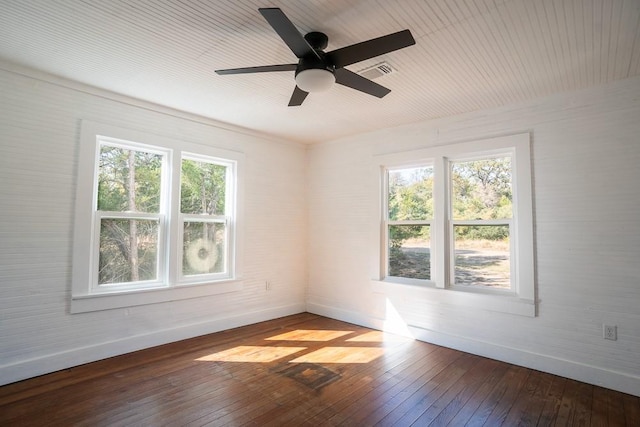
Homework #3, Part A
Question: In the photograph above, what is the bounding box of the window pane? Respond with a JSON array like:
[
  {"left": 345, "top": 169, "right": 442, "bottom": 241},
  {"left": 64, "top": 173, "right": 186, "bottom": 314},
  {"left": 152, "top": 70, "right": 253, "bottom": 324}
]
[
  {"left": 183, "top": 221, "right": 226, "bottom": 275},
  {"left": 388, "top": 225, "right": 430, "bottom": 280},
  {"left": 453, "top": 225, "right": 510, "bottom": 289},
  {"left": 181, "top": 159, "right": 227, "bottom": 215},
  {"left": 388, "top": 167, "right": 433, "bottom": 221},
  {"left": 97, "top": 145, "right": 162, "bottom": 212},
  {"left": 451, "top": 157, "right": 512, "bottom": 220},
  {"left": 99, "top": 219, "right": 158, "bottom": 284}
]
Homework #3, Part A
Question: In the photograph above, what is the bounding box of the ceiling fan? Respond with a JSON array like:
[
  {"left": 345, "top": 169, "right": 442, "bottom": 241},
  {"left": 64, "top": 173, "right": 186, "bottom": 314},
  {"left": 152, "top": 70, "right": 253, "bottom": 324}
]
[{"left": 215, "top": 7, "right": 416, "bottom": 106}]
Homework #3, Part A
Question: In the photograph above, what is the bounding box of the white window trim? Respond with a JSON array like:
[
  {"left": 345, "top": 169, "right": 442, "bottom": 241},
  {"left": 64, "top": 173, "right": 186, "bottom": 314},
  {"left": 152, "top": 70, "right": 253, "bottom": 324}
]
[
  {"left": 71, "top": 120, "right": 244, "bottom": 313},
  {"left": 372, "top": 133, "right": 536, "bottom": 317}
]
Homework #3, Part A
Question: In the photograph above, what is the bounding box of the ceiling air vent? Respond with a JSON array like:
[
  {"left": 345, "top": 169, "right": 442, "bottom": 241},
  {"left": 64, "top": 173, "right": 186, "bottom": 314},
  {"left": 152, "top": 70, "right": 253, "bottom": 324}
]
[{"left": 357, "top": 62, "right": 395, "bottom": 80}]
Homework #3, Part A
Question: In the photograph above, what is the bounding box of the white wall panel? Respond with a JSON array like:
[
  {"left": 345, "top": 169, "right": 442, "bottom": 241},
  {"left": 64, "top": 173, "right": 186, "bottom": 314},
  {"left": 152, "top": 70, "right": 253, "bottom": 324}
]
[
  {"left": 307, "top": 76, "right": 640, "bottom": 396},
  {"left": 0, "top": 67, "right": 307, "bottom": 385}
]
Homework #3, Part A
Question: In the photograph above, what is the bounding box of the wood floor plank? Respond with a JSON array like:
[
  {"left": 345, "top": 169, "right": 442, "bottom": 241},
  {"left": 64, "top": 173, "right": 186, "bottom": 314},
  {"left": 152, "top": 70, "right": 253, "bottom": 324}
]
[
  {"left": 573, "top": 380, "right": 595, "bottom": 426},
  {"left": 415, "top": 357, "right": 502, "bottom": 426},
  {"left": 1, "top": 314, "right": 638, "bottom": 426},
  {"left": 622, "top": 392, "right": 640, "bottom": 425},
  {"left": 340, "top": 347, "right": 463, "bottom": 426},
  {"left": 592, "top": 384, "right": 610, "bottom": 426},
  {"left": 325, "top": 346, "right": 450, "bottom": 426},
  {"left": 444, "top": 358, "right": 512, "bottom": 426},
  {"left": 464, "top": 364, "right": 530, "bottom": 427},
  {"left": 554, "top": 379, "right": 586, "bottom": 426},
  {"left": 607, "top": 388, "right": 629, "bottom": 426},
  {"left": 482, "top": 363, "right": 533, "bottom": 426},
  {"left": 375, "top": 352, "right": 480, "bottom": 426},
  {"left": 500, "top": 369, "right": 552, "bottom": 426},
  {"left": 537, "top": 374, "right": 567, "bottom": 425}
]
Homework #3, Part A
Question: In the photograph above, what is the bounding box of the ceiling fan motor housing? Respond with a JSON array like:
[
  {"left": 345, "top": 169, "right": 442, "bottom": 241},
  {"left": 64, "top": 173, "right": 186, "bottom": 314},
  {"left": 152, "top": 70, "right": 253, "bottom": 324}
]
[
  {"left": 304, "top": 31, "right": 328, "bottom": 50},
  {"left": 295, "top": 32, "right": 333, "bottom": 76}
]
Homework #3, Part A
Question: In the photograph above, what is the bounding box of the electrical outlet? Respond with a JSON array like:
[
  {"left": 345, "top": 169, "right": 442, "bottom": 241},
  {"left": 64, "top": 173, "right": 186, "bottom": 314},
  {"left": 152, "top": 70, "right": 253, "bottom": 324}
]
[{"left": 603, "top": 324, "right": 617, "bottom": 341}]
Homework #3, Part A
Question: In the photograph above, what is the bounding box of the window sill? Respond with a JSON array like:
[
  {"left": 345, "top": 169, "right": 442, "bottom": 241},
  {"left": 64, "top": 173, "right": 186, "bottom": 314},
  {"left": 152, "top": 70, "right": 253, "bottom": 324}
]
[
  {"left": 381, "top": 276, "right": 437, "bottom": 288},
  {"left": 371, "top": 279, "right": 536, "bottom": 317},
  {"left": 71, "top": 279, "right": 243, "bottom": 314}
]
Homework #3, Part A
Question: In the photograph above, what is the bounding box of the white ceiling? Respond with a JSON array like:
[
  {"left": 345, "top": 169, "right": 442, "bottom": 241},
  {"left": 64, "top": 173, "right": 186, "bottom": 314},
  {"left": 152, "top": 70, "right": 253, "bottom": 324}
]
[{"left": 1, "top": 0, "right": 639, "bottom": 144}]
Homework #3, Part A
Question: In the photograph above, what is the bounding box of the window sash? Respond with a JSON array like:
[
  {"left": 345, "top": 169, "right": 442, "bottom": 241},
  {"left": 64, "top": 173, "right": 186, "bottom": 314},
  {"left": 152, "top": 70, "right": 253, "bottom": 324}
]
[
  {"left": 179, "top": 215, "right": 231, "bottom": 283},
  {"left": 92, "top": 137, "right": 170, "bottom": 292},
  {"left": 448, "top": 221, "right": 514, "bottom": 292},
  {"left": 177, "top": 154, "right": 235, "bottom": 284},
  {"left": 383, "top": 163, "right": 435, "bottom": 281},
  {"left": 385, "top": 222, "right": 433, "bottom": 281},
  {"left": 92, "top": 211, "right": 167, "bottom": 293},
  {"left": 96, "top": 139, "right": 169, "bottom": 215}
]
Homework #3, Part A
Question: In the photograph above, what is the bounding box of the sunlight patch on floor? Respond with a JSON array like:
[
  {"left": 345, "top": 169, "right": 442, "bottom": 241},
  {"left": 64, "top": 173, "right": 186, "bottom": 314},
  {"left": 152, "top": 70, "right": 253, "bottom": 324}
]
[
  {"left": 196, "top": 346, "right": 306, "bottom": 363},
  {"left": 289, "top": 347, "right": 385, "bottom": 364}
]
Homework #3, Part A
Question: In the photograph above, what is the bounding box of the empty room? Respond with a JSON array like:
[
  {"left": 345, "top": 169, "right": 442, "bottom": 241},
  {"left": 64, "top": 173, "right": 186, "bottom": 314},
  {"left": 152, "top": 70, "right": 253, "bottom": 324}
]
[{"left": 1, "top": 0, "right": 639, "bottom": 425}]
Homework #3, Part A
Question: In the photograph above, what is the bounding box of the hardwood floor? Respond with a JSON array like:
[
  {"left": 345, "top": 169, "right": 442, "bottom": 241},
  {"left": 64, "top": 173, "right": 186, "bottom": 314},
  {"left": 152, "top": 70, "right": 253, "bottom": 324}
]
[{"left": 1, "top": 313, "right": 638, "bottom": 426}]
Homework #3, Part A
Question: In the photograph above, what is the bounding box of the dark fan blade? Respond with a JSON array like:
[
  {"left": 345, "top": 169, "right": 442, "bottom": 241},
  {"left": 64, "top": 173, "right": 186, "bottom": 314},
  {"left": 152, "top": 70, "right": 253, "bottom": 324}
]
[
  {"left": 215, "top": 64, "right": 297, "bottom": 75},
  {"left": 288, "top": 86, "right": 309, "bottom": 106},
  {"left": 334, "top": 68, "right": 390, "bottom": 98},
  {"left": 326, "top": 29, "right": 415, "bottom": 68},
  {"left": 259, "top": 8, "right": 321, "bottom": 60}
]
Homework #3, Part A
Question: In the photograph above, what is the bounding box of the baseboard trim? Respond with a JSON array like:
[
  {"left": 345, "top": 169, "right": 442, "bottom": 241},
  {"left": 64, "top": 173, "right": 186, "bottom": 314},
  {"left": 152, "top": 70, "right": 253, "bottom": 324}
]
[
  {"left": 0, "top": 303, "right": 305, "bottom": 386},
  {"left": 306, "top": 302, "right": 640, "bottom": 397}
]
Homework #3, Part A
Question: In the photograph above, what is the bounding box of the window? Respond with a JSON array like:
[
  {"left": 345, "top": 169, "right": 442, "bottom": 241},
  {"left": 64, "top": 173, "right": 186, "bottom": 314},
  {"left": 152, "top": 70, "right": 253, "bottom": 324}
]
[
  {"left": 72, "top": 121, "right": 243, "bottom": 313},
  {"left": 386, "top": 166, "right": 434, "bottom": 281},
  {"left": 377, "top": 133, "right": 535, "bottom": 316},
  {"left": 96, "top": 141, "right": 167, "bottom": 291},
  {"left": 449, "top": 156, "right": 513, "bottom": 290},
  {"left": 180, "top": 155, "right": 233, "bottom": 282}
]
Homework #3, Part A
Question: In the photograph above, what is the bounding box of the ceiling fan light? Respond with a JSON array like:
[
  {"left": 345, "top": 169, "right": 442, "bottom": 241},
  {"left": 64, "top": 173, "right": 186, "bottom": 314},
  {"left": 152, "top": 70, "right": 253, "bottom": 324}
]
[{"left": 295, "top": 68, "right": 335, "bottom": 92}]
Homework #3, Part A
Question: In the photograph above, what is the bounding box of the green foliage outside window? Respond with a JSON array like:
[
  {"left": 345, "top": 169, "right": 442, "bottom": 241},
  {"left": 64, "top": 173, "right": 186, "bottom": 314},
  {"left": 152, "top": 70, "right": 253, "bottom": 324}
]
[
  {"left": 451, "top": 157, "right": 512, "bottom": 221},
  {"left": 388, "top": 167, "right": 433, "bottom": 248},
  {"left": 452, "top": 157, "right": 512, "bottom": 242},
  {"left": 387, "top": 158, "right": 512, "bottom": 248},
  {"left": 180, "top": 159, "right": 226, "bottom": 215},
  {"left": 97, "top": 146, "right": 162, "bottom": 213}
]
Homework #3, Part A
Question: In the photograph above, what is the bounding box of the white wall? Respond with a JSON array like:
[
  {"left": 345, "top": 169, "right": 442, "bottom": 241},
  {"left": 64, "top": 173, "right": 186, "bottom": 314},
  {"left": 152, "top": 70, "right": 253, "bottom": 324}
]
[
  {"left": 307, "top": 76, "right": 640, "bottom": 397},
  {"left": 0, "top": 64, "right": 308, "bottom": 385}
]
